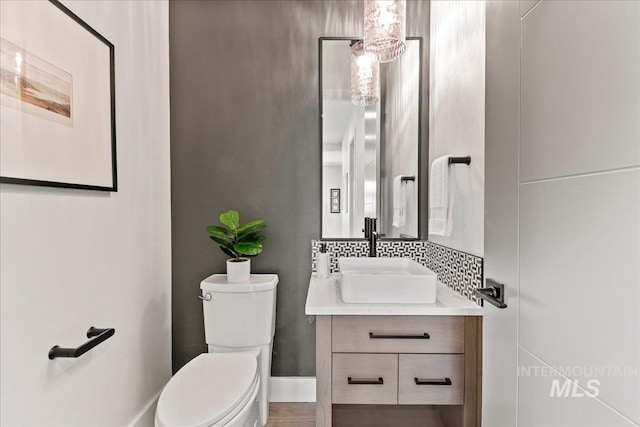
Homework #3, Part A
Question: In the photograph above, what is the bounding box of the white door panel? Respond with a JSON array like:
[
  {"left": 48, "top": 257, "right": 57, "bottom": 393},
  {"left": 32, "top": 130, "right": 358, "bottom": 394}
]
[
  {"left": 484, "top": 1, "right": 639, "bottom": 426},
  {"left": 518, "top": 349, "right": 636, "bottom": 427},
  {"left": 520, "top": 171, "right": 640, "bottom": 422}
]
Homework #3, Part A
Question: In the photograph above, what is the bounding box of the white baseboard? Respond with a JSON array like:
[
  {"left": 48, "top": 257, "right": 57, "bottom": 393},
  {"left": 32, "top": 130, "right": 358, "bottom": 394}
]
[
  {"left": 269, "top": 377, "right": 316, "bottom": 402},
  {"left": 128, "top": 389, "right": 162, "bottom": 427}
]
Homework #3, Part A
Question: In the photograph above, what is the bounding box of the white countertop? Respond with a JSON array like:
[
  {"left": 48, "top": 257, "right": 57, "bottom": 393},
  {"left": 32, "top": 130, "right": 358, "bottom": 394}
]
[{"left": 305, "top": 274, "right": 483, "bottom": 316}]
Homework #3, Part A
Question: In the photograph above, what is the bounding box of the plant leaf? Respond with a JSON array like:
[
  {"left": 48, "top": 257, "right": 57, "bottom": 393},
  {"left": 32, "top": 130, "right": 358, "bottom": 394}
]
[
  {"left": 238, "top": 232, "right": 257, "bottom": 243},
  {"left": 219, "top": 245, "right": 237, "bottom": 258},
  {"left": 206, "top": 225, "right": 233, "bottom": 241},
  {"left": 235, "top": 220, "right": 264, "bottom": 235},
  {"left": 233, "top": 242, "right": 263, "bottom": 256},
  {"left": 237, "top": 233, "right": 267, "bottom": 243},
  {"left": 210, "top": 235, "right": 236, "bottom": 254},
  {"left": 236, "top": 223, "right": 267, "bottom": 237},
  {"left": 219, "top": 210, "right": 240, "bottom": 231}
]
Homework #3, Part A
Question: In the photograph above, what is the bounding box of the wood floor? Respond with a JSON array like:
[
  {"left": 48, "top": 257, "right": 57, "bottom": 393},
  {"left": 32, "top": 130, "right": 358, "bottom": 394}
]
[
  {"left": 265, "top": 403, "right": 446, "bottom": 427},
  {"left": 265, "top": 403, "right": 316, "bottom": 427}
]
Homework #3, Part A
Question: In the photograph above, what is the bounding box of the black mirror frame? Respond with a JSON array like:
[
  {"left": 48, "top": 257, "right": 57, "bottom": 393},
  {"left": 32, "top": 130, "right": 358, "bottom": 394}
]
[{"left": 318, "top": 36, "right": 426, "bottom": 241}]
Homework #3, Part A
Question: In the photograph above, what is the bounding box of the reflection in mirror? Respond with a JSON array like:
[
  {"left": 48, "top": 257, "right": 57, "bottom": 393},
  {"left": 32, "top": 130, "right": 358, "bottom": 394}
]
[{"left": 321, "top": 38, "right": 421, "bottom": 239}]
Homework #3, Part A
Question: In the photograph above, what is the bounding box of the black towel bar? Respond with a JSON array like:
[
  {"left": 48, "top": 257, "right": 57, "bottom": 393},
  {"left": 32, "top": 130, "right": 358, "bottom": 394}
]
[
  {"left": 48, "top": 327, "right": 115, "bottom": 360},
  {"left": 448, "top": 156, "right": 471, "bottom": 165}
]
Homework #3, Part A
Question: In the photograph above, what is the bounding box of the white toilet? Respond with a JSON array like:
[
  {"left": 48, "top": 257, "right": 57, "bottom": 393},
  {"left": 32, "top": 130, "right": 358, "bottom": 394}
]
[{"left": 156, "top": 274, "right": 278, "bottom": 427}]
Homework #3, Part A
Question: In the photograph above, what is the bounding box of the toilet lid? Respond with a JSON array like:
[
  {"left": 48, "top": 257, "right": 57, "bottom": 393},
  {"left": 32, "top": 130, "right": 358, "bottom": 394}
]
[{"left": 156, "top": 352, "right": 258, "bottom": 427}]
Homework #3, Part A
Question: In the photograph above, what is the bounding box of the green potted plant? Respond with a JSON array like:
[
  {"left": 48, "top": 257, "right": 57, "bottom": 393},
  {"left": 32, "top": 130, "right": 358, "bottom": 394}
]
[{"left": 206, "top": 210, "right": 267, "bottom": 283}]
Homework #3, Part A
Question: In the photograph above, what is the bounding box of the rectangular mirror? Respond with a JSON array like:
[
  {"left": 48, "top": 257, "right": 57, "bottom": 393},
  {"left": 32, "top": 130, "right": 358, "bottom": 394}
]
[{"left": 320, "top": 37, "right": 422, "bottom": 239}]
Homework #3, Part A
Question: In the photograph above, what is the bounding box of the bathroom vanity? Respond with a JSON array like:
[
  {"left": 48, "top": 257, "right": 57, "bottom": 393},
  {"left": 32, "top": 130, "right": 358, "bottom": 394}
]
[{"left": 306, "top": 275, "right": 483, "bottom": 427}]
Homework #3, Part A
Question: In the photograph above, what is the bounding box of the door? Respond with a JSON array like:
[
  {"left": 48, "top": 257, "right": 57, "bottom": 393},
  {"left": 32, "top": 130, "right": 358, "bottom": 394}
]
[{"left": 484, "top": 1, "right": 640, "bottom": 426}]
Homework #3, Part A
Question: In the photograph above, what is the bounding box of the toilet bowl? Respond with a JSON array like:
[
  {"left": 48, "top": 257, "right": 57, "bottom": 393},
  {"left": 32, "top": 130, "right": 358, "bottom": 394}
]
[
  {"left": 155, "top": 274, "right": 278, "bottom": 427},
  {"left": 155, "top": 352, "right": 260, "bottom": 427}
]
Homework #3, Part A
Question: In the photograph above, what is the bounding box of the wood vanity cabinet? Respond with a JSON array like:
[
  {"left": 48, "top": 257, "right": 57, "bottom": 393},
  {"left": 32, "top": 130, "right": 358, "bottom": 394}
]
[{"left": 316, "top": 315, "right": 482, "bottom": 427}]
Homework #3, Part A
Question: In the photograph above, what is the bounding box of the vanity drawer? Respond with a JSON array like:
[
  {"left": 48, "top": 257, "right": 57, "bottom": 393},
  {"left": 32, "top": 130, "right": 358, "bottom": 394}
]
[
  {"left": 332, "top": 315, "right": 464, "bottom": 354},
  {"left": 398, "top": 354, "right": 464, "bottom": 405},
  {"left": 332, "top": 353, "right": 398, "bottom": 404}
]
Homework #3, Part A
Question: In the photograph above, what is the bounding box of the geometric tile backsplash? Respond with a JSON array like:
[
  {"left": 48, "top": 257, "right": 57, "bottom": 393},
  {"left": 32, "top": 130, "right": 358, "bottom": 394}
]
[{"left": 311, "top": 240, "right": 483, "bottom": 304}]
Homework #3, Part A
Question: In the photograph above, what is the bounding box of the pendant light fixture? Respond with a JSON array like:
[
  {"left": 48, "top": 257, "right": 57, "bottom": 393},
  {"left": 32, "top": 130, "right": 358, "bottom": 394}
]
[
  {"left": 364, "top": 0, "right": 406, "bottom": 63},
  {"left": 350, "top": 40, "right": 380, "bottom": 106}
]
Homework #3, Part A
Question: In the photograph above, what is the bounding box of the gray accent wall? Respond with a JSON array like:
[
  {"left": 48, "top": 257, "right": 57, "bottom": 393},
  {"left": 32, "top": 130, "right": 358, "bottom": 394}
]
[{"left": 169, "top": 0, "right": 430, "bottom": 376}]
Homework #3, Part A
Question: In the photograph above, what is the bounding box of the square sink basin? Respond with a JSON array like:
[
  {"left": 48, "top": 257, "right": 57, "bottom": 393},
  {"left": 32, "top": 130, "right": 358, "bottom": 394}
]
[{"left": 338, "top": 257, "right": 438, "bottom": 304}]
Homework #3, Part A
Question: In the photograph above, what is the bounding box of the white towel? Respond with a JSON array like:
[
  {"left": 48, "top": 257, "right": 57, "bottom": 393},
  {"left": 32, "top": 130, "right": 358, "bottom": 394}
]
[
  {"left": 429, "top": 156, "right": 453, "bottom": 236},
  {"left": 392, "top": 175, "right": 406, "bottom": 228}
]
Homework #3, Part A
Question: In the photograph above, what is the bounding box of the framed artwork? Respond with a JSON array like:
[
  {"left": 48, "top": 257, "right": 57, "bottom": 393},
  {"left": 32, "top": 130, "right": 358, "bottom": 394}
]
[
  {"left": 0, "top": 0, "right": 117, "bottom": 191},
  {"left": 330, "top": 188, "right": 340, "bottom": 213}
]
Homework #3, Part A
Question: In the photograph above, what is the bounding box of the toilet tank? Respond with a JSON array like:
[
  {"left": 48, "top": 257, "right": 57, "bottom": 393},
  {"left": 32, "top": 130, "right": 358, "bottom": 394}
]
[{"left": 200, "top": 274, "right": 278, "bottom": 348}]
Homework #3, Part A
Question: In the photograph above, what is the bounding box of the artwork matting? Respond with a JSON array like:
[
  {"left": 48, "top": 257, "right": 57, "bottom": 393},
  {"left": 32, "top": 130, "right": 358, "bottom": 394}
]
[{"left": 0, "top": 0, "right": 117, "bottom": 192}]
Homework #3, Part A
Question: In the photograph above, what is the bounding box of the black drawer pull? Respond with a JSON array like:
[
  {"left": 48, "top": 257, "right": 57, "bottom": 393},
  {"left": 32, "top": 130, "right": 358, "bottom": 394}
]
[
  {"left": 348, "top": 377, "right": 384, "bottom": 385},
  {"left": 414, "top": 377, "right": 452, "bottom": 386},
  {"left": 369, "top": 332, "right": 430, "bottom": 339}
]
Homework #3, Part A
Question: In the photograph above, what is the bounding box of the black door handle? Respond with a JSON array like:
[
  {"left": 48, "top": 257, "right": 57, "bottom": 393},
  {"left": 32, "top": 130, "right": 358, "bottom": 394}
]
[{"left": 474, "top": 279, "right": 507, "bottom": 308}]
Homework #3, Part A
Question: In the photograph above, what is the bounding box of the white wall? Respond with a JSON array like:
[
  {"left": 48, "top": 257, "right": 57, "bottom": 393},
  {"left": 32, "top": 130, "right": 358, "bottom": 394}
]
[
  {"left": 483, "top": 1, "right": 520, "bottom": 425},
  {"left": 382, "top": 41, "right": 420, "bottom": 238},
  {"left": 428, "top": 1, "right": 485, "bottom": 256},
  {"left": 341, "top": 106, "right": 365, "bottom": 238},
  {"left": 0, "top": 1, "right": 172, "bottom": 425},
  {"left": 518, "top": 1, "right": 639, "bottom": 425}
]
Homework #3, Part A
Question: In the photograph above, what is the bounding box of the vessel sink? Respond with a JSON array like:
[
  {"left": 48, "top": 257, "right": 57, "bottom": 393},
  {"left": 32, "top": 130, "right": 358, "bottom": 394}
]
[{"left": 338, "top": 257, "right": 438, "bottom": 304}]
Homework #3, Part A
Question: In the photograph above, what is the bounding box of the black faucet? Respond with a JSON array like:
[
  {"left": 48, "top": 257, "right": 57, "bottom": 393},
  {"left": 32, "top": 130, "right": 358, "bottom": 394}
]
[{"left": 363, "top": 217, "right": 379, "bottom": 257}]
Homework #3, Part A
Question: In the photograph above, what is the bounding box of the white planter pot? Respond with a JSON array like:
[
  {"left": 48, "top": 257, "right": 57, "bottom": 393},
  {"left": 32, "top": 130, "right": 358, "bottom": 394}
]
[{"left": 227, "top": 258, "right": 251, "bottom": 283}]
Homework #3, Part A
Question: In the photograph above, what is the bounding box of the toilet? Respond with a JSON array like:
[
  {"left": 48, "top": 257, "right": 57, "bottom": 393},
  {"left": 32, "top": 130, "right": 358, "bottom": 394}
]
[{"left": 156, "top": 274, "right": 278, "bottom": 427}]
